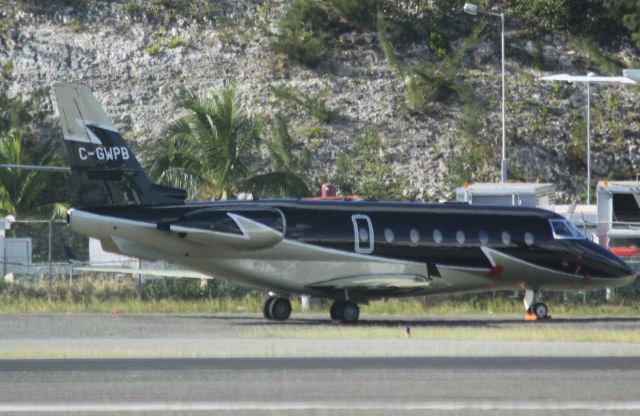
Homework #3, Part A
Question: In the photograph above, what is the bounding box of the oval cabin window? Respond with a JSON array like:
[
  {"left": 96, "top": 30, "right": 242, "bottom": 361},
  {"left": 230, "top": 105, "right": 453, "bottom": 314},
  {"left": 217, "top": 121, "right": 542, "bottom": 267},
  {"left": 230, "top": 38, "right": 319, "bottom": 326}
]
[
  {"left": 410, "top": 229, "right": 420, "bottom": 244},
  {"left": 433, "top": 229, "right": 443, "bottom": 244},
  {"left": 384, "top": 228, "right": 395, "bottom": 243}
]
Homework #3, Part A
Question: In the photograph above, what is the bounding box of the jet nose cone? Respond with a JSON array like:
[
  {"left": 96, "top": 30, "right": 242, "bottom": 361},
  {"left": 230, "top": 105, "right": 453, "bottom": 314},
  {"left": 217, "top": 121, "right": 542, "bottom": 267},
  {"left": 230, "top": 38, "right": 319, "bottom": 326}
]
[{"left": 574, "top": 240, "right": 637, "bottom": 281}]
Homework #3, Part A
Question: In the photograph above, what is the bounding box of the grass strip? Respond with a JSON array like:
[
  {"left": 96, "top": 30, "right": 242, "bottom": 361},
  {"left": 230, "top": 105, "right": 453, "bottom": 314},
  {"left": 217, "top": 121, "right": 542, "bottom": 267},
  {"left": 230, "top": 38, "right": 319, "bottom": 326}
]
[{"left": 1, "top": 297, "right": 640, "bottom": 316}]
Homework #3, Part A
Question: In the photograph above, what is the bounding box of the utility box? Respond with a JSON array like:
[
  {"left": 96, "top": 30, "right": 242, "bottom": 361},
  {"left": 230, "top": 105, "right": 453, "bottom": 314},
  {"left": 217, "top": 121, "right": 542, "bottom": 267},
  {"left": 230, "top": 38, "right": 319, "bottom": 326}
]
[
  {"left": 596, "top": 181, "right": 640, "bottom": 247},
  {"left": 0, "top": 238, "right": 32, "bottom": 275},
  {"left": 456, "top": 183, "right": 555, "bottom": 207}
]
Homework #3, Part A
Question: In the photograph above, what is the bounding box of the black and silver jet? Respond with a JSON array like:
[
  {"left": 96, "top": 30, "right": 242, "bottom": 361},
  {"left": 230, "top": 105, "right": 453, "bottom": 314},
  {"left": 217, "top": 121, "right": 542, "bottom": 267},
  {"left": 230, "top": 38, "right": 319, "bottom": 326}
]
[{"left": 54, "top": 83, "right": 637, "bottom": 323}]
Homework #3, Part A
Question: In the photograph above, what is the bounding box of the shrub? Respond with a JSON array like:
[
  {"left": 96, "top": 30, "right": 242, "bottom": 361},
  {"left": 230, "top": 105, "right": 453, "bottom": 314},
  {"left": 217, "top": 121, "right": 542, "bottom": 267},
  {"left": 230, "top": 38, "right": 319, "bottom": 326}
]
[
  {"left": 328, "top": 0, "right": 385, "bottom": 30},
  {"left": 333, "top": 129, "right": 406, "bottom": 200},
  {"left": 145, "top": 45, "right": 161, "bottom": 56},
  {"left": 271, "top": 0, "right": 329, "bottom": 67},
  {"left": 270, "top": 85, "right": 332, "bottom": 121}
]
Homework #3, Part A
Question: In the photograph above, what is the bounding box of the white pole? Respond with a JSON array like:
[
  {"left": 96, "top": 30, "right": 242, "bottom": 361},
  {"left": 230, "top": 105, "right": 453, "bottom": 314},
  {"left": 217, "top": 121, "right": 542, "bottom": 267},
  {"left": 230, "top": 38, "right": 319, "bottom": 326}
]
[{"left": 500, "top": 12, "right": 507, "bottom": 183}]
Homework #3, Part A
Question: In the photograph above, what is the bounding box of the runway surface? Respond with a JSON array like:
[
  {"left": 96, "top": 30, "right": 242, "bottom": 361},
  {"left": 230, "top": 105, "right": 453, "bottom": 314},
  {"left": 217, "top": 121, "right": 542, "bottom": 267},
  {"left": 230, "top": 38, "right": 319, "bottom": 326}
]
[{"left": 1, "top": 313, "right": 640, "bottom": 415}]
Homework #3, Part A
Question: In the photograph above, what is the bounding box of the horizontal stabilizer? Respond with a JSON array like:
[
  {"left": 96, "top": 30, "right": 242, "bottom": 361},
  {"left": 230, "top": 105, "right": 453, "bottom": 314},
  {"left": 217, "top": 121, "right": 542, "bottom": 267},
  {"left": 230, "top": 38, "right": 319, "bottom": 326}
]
[{"left": 167, "top": 213, "right": 283, "bottom": 250}]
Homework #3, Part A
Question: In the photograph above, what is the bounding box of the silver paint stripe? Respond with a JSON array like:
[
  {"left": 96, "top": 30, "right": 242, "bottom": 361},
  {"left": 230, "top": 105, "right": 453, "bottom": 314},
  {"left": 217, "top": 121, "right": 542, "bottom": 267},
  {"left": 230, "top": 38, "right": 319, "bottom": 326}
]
[
  {"left": 280, "top": 238, "right": 424, "bottom": 266},
  {"left": 2, "top": 401, "right": 640, "bottom": 412}
]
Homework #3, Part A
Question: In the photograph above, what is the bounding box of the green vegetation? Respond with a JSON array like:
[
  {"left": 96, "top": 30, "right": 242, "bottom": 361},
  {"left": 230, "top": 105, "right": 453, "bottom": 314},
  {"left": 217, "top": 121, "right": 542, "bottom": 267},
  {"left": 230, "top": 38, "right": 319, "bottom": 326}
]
[
  {"left": 144, "top": 85, "right": 310, "bottom": 199},
  {"left": 270, "top": 85, "right": 332, "bottom": 122},
  {"left": 377, "top": 13, "right": 483, "bottom": 114},
  {"left": 255, "top": 113, "right": 311, "bottom": 193},
  {"left": 121, "top": 0, "right": 217, "bottom": 25},
  {"left": 144, "top": 31, "right": 191, "bottom": 56},
  {"left": 0, "top": 128, "right": 68, "bottom": 217},
  {"left": 445, "top": 88, "right": 496, "bottom": 188},
  {"left": 0, "top": 66, "right": 69, "bottom": 217},
  {"left": 567, "top": 110, "right": 587, "bottom": 167},
  {"left": 2, "top": 275, "right": 640, "bottom": 316},
  {"left": 270, "top": 0, "right": 330, "bottom": 67},
  {"left": 569, "top": 36, "right": 623, "bottom": 75},
  {"left": 3, "top": 0, "right": 89, "bottom": 15},
  {"left": 0, "top": 276, "right": 260, "bottom": 306},
  {"left": 333, "top": 129, "right": 406, "bottom": 200},
  {"left": 271, "top": 0, "right": 413, "bottom": 67},
  {"left": 66, "top": 19, "right": 86, "bottom": 33}
]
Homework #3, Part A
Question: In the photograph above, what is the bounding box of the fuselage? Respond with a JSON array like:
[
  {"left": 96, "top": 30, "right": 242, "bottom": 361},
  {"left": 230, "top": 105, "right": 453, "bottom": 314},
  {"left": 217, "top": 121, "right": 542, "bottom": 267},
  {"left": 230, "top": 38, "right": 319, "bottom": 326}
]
[{"left": 68, "top": 199, "right": 637, "bottom": 301}]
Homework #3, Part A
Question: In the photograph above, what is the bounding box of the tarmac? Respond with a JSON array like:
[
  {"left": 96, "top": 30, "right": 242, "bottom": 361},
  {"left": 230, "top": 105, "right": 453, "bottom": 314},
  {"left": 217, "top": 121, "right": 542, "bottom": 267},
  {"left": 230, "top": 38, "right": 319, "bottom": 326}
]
[{"left": 1, "top": 313, "right": 640, "bottom": 415}]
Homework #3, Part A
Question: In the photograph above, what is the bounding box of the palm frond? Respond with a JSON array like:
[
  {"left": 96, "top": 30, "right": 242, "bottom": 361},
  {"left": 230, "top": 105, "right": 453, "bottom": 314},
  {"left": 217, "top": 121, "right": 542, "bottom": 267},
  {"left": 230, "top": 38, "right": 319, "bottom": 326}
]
[{"left": 242, "top": 171, "right": 310, "bottom": 198}]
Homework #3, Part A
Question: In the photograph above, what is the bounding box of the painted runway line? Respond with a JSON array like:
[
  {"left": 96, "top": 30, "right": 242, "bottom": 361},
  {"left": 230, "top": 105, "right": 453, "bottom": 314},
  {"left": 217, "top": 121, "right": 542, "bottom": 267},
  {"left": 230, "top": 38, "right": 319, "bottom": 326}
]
[{"left": 2, "top": 402, "right": 640, "bottom": 412}]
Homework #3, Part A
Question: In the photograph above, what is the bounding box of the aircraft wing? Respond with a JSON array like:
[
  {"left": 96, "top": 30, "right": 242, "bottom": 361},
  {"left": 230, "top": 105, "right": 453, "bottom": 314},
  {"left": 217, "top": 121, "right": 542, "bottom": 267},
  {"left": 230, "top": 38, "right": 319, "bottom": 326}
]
[
  {"left": 307, "top": 274, "right": 450, "bottom": 291},
  {"left": 73, "top": 266, "right": 213, "bottom": 279}
]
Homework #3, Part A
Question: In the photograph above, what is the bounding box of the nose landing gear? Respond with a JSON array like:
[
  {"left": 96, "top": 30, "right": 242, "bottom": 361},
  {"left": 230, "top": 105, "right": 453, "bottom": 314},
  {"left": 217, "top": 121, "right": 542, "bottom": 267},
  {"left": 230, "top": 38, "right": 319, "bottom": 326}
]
[{"left": 524, "top": 289, "right": 551, "bottom": 320}]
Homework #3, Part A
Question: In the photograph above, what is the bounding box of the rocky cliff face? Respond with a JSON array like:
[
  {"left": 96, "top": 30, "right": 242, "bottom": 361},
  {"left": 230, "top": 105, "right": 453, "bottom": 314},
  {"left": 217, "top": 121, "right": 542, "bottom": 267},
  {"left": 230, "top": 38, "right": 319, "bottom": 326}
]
[{"left": 2, "top": 0, "right": 640, "bottom": 201}]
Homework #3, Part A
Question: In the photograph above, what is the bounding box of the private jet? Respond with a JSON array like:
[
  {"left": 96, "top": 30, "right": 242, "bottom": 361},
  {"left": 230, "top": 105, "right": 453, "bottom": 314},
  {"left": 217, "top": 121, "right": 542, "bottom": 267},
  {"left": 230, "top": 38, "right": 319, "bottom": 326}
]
[{"left": 53, "top": 83, "right": 637, "bottom": 323}]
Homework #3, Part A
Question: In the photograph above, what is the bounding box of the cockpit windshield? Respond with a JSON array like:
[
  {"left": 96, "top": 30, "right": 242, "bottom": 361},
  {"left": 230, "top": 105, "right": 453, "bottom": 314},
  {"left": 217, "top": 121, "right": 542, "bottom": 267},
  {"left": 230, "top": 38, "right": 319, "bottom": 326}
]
[{"left": 549, "top": 219, "right": 586, "bottom": 240}]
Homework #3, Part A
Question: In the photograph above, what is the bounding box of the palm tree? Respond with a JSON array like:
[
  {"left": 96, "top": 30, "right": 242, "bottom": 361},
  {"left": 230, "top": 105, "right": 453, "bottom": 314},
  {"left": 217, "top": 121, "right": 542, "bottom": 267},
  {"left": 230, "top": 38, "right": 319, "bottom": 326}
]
[
  {"left": 0, "top": 128, "right": 67, "bottom": 217},
  {"left": 243, "top": 113, "right": 310, "bottom": 197},
  {"left": 146, "top": 85, "right": 309, "bottom": 199}
]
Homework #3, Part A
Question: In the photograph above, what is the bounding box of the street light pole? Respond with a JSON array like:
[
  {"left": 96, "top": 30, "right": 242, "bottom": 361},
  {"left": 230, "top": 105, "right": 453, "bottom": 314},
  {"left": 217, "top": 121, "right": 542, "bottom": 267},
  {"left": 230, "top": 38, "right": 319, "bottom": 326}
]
[
  {"left": 500, "top": 12, "right": 506, "bottom": 183},
  {"left": 585, "top": 72, "right": 597, "bottom": 204},
  {"left": 464, "top": 3, "right": 507, "bottom": 182}
]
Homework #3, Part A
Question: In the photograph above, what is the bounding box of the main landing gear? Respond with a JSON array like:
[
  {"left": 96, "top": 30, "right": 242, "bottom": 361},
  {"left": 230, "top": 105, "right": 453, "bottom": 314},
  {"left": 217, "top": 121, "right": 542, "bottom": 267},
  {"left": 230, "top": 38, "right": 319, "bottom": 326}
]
[
  {"left": 330, "top": 299, "right": 360, "bottom": 324},
  {"left": 263, "top": 296, "right": 292, "bottom": 321},
  {"left": 524, "top": 289, "right": 550, "bottom": 320}
]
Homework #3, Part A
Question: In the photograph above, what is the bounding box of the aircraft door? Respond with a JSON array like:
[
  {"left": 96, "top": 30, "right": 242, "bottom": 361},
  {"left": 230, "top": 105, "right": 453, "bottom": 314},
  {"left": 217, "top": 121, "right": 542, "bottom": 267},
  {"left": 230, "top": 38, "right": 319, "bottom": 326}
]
[{"left": 352, "top": 214, "right": 374, "bottom": 254}]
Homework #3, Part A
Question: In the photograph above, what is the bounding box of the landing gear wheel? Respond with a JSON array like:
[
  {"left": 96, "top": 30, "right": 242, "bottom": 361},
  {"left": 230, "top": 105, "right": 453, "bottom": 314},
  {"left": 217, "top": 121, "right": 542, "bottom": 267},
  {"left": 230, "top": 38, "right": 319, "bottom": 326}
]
[
  {"left": 263, "top": 297, "right": 276, "bottom": 320},
  {"left": 269, "top": 297, "right": 292, "bottom": 321},
  {"left": 330, "top": 300, "right": 359, "bottom": 324},
  {"left": 330, "top": 300, "right": 344, "bottom": 321},
  {"left": 340, "top": 301, "right": 360, "bottom": 324},
  {"left": 531, "top": 302, "right": 549, "bottom": 320}
]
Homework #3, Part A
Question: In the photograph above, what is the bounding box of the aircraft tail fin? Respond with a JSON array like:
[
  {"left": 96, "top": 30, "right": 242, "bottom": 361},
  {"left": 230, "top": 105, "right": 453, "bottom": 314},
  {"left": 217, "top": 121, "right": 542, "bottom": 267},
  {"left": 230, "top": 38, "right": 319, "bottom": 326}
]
[{"left": 53, "top": 82, "right": 186, "bottom": 207}]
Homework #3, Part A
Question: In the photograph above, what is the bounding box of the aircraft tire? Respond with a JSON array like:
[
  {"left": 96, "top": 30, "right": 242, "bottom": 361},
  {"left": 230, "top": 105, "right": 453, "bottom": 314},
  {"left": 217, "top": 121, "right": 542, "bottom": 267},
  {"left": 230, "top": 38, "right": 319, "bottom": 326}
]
[
  {"left": 532, "top": 302, "right": 549, "bottom": 320},
  {"left": 263, "top": 297, "right": 276, "bottom": 320},
  {"left": 339, "top": 301, "right": 360, "bottom": 324},
  {"left": 330, "top": 300, "right": 344, "bottom": 321},
  {"left": 269, "top": 297, "right": 292, "bottom": 321}
]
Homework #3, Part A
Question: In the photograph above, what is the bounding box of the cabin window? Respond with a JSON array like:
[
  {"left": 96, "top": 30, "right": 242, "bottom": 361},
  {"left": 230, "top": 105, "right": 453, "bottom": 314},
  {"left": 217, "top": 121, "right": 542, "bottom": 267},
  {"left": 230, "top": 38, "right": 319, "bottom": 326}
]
[
  {"left": 524, "top": 232, "right": 534, "bottom": 246},
  {"left": 479, "top": 230, "right": 489, "bottom": 246},
  {"left": 549, "top": 219, "right": 585, "bottom": 240},
  {"left": 384, "top": 228, "right": 395, "bottom": 243},
  {"left": 456, "top": 230, "right": 465, "bottom": 244},
  {"left": 410, "top": 229, "right": 420, "bottom": 244},
  {"left": 433, "top": 229, "right": 443, "bottom": 244},
  {"left": 501, "top": 231, "right": 511, "bottom": 245},
  {"left": 359, "top": 227, "right": 370, "bottom": 243}
]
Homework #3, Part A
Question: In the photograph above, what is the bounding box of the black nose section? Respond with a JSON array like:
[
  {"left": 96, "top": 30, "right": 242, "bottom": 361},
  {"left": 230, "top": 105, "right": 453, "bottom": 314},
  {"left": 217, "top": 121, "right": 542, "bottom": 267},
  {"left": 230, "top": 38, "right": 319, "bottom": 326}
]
[{"left": 573, "top": 240, "right": 635, "bottom": 278}]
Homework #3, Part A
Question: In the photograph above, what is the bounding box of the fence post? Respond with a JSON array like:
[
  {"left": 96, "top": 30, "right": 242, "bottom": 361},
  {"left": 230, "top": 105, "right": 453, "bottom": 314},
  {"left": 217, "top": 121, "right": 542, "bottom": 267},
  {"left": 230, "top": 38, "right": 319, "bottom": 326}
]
[{"left": 48, "top": 214, "right": 54, "bottom": 301}]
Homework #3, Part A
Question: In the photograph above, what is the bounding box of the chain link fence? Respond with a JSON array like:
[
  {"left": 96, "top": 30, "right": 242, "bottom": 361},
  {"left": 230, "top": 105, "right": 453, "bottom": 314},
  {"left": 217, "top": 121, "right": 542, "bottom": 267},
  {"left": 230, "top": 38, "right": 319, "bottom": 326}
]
[{"left": 1, "top": 218, "right": 639, "bottom": 305}]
